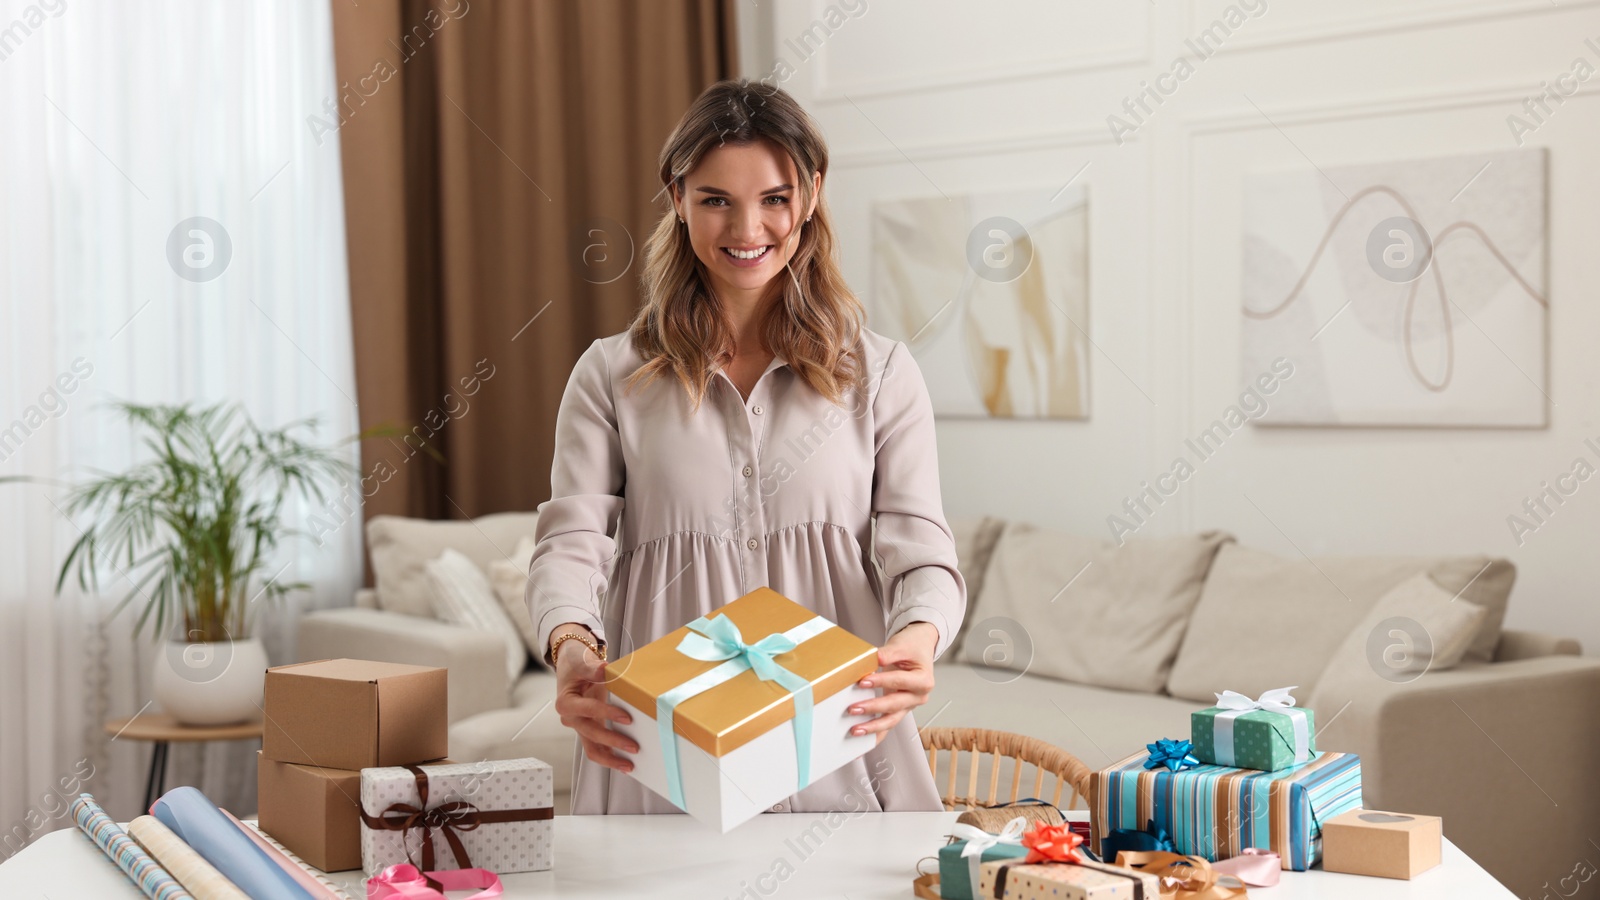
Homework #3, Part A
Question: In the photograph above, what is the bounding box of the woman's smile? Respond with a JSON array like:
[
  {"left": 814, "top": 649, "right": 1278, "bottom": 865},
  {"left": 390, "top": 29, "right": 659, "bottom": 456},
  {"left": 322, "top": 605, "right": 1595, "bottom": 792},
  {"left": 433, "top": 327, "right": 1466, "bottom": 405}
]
[{"left": 720, "top": 244, "right": 774, "bottom": 267}]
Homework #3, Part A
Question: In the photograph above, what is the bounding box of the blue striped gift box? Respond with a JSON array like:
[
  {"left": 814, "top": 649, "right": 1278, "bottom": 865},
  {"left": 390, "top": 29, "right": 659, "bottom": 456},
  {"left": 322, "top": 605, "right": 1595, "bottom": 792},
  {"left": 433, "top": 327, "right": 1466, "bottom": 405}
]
[{"left": 1089, "top": 750, "right": 1362, "bottom": 871}]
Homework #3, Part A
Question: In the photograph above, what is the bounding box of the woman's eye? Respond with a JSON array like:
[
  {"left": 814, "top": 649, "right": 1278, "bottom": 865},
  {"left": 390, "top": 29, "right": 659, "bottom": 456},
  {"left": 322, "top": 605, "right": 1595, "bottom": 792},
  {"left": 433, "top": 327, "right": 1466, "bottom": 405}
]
[
  {"left": 765, "top": 195, "right": 790, "bottom": 205},
  {"left": 701, "top": 197, "right": 726, "bottom": 207}
]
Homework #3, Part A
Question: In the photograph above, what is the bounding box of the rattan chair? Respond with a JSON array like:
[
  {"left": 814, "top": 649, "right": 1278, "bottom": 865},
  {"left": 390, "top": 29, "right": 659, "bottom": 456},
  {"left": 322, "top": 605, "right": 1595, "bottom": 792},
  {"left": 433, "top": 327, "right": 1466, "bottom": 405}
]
[{"left": 920, "top": 726, "right": 1094, "bottom": 811}]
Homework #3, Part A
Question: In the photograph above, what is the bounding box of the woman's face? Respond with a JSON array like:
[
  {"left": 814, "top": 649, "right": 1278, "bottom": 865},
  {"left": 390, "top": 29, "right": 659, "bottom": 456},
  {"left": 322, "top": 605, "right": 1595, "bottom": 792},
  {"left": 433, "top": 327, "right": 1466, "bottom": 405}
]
[{"left": 674, "top": 139, "right": 821, "bottom": 303}]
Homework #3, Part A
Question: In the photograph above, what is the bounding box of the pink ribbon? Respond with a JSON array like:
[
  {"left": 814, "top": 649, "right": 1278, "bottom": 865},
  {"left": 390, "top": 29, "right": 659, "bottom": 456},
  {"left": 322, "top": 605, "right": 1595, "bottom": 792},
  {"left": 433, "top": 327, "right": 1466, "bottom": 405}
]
[
  {"left": 1211, "top": 848, "right": 1281, "bottom": 887},
  {"left": 367, "top": 864, "right": 504, "bottom": 899}
]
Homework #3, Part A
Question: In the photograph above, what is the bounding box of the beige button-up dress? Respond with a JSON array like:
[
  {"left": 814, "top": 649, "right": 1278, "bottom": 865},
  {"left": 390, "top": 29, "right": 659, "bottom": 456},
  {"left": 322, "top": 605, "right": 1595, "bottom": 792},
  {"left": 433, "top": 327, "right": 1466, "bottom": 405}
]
[{"left": 528, "top": 326, "right": 967, "bottom": 816}]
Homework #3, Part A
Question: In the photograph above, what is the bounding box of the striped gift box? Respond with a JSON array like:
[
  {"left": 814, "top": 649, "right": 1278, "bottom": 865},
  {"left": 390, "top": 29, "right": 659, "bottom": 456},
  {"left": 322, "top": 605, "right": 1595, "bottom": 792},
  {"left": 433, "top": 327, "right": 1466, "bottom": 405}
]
[{"left": 1089, "top": 750, "right": 1362, "bottom": 871}]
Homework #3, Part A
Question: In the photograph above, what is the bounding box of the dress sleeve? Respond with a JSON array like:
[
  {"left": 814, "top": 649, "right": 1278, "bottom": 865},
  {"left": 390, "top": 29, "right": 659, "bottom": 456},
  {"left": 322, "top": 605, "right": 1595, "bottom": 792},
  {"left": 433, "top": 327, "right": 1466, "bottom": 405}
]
[
  {"left": 527, "top": 338, "right": 626, "bottom": 667},
  {"left": 869, "top": 340, "right": 968, "bottom": 662}
]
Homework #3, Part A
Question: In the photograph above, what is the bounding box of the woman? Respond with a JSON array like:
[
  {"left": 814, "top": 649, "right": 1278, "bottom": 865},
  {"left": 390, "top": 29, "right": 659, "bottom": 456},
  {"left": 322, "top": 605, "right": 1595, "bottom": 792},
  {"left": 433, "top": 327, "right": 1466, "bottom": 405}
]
[{"left": 528, "top": 78, "right": 966, "bottom": 817}]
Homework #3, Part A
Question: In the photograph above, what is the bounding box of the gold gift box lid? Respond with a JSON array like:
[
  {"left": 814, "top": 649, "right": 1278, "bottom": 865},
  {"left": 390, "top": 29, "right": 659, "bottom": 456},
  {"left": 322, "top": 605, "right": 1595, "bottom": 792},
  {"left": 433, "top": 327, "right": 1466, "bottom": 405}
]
[{"left": 602, "top": 587, "right": 879, "bottom": 758}]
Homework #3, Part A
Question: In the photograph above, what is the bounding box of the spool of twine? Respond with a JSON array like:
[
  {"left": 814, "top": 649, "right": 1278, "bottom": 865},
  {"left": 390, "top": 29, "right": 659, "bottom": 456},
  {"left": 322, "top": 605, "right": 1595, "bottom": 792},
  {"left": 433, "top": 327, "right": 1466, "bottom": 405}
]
[{"left": 954, "top": 802, "right": 1064, "bottom": 835}]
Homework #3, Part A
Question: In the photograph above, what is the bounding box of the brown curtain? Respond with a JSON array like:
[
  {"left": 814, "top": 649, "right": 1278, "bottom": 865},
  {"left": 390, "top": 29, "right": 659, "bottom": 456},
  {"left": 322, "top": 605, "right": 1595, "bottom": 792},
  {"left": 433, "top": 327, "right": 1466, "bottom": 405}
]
[{"left": 329, "top": 0, "right": 739, "bottom": 564}]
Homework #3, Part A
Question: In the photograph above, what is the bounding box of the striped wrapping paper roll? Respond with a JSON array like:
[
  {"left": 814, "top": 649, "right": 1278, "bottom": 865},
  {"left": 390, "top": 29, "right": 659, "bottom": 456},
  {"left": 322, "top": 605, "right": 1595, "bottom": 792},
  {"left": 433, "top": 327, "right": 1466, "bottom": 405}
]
[
  {"left": 70, "top": 793, "right": 193, "bottom": 900},
  {"left": 128, "top": 815, "right": 251, "bottom": 900},
  {"left": 223, "top": 810, "right": 353, "bottom": 900}
]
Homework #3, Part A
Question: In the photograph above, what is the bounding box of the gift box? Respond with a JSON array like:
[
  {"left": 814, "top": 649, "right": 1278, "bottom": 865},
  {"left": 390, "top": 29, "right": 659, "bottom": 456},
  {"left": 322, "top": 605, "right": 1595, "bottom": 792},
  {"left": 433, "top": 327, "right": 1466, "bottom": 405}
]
[
  {"left": 257, "top": 750, "right": 457, "bottom": 872},
  {"left": 602, "top": 587, "right": 880, "bottom": 832},
  {"left": 939, "top": 819, "right": 1030, "bottom": 900},
  {"left": 1189, "top": 688, "right": 1315, "bottom": 772},
  {"left": 262, "top": 659, "right": 447, "bottom": 771},
  {"left": 977, "top": 856, "right": 1160, "bottom": 899},
  {"left": 1089, "top": 749, "right": 1362, "bottom": 871},
  {"left": 1321, "top": 808, "right": 1442, "bottom": 879},
  {"left": 360, "top": 757, "right": 553, "bottom": 877}
]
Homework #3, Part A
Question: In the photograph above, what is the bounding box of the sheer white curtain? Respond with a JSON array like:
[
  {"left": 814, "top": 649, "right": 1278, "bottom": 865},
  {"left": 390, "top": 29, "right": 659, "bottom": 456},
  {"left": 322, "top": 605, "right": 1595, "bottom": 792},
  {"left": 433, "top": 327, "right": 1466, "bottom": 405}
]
[{"left": 0, "top": 0, "right": 361, "bottom": 849}]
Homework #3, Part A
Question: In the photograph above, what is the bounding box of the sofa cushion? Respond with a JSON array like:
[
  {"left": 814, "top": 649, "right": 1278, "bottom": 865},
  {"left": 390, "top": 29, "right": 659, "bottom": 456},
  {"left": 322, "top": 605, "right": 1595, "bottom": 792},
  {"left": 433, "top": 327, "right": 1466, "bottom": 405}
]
[
  {"left": 1165, "top": 544, "right": 1514, "bottom": 702},
  {"left": 945, "top": 514, "right": 1007, "bottom": 658},
  {"left": 957, "top": 522, "right": 1232, "bottom": 693},
  {"left": 425, "top": 548, "right": 528, "bottom": 682},
  {"left": 367, "top": 512, "right": 541, "bottom": 617},
  {"left": 1311, "top": 571, "right": 1489, "bottom": 707},
  {"left": 488, "top": 537, "right": 549, "bottom": 669}
]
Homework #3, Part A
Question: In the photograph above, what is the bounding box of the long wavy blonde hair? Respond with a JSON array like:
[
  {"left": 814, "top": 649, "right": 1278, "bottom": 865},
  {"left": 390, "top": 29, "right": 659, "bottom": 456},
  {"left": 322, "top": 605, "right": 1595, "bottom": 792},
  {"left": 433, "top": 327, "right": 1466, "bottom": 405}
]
[{"left": 624, "top": 78, "right": 866, "bottom": 411}]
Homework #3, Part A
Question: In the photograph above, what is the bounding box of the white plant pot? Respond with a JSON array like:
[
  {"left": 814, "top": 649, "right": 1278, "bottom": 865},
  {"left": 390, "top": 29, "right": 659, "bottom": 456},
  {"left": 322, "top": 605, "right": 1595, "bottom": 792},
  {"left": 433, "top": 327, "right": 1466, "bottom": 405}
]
[{"left": 153, "top": 637, "right": 269, "bottom": 726}]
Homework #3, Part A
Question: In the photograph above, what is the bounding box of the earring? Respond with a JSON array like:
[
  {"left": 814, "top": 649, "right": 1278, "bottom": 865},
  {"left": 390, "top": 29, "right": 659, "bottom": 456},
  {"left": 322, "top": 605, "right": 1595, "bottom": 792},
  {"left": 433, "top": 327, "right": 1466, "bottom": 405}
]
[{"left": 805, "top": 216, "right": 812, "bottom": 223}]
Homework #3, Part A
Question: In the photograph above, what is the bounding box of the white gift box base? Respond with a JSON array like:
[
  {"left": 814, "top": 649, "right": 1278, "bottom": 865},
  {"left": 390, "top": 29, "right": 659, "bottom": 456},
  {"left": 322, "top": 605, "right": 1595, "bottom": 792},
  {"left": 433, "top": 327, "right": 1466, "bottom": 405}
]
[{"left": 609, "top": 681, "right": 878, "bottom": 832}]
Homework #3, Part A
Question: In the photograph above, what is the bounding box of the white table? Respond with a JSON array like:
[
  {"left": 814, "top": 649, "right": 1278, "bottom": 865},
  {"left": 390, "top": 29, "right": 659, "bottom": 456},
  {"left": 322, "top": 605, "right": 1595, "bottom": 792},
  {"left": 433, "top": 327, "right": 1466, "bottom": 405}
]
[{"left": 0, "top": 811, "right": 1513, "bottom": 898}]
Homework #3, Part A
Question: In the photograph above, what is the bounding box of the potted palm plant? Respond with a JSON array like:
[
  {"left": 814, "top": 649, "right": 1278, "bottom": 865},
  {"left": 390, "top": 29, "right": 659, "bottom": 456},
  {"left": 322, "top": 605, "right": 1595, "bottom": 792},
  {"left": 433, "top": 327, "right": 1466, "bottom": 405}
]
[{"left": 12, "top": 400, "right": 362, "bottom": 724}]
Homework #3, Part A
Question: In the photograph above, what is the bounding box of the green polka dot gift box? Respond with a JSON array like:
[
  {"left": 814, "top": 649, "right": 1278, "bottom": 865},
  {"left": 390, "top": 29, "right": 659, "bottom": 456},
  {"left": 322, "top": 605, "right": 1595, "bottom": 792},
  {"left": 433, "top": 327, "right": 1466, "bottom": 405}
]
[{"left": 1190, "top": 687, "right": 1316, "bottom": 773}]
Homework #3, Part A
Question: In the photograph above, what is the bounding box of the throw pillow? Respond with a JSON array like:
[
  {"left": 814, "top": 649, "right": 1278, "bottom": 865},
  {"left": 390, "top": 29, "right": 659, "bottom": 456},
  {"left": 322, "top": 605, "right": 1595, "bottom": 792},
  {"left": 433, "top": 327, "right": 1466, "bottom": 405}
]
[
  {"left": 424, "top": 548, "right": 528, "bottom": 681},
  {"left": 1316, "top": 571, "right": 1489, "bottom": 690},
  {"left": 488, "top": 536, "right": 547, "bottom": 669},
  {"left": 957, "top": 522, "right": 1234, "bottom": 693},
  {"left": 367, "top": 512, "right": 541, "bottom": 617},
  {"left": 1165, "top": 544, "right": 1514, "bottom": 703}
]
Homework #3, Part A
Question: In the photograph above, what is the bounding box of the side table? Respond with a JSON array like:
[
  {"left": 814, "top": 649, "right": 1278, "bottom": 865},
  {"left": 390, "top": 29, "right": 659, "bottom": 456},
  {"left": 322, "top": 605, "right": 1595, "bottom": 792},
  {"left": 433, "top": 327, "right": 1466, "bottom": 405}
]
[{"left": 102, "top": 713, "right": 263, "bottom": 811}]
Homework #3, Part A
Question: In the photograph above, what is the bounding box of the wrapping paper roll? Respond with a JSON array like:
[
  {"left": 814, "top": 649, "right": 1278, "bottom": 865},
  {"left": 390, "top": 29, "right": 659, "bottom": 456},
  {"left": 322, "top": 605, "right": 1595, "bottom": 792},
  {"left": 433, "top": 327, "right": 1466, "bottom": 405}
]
[
  {"left": 223, "top": 810, "right": 353, "bottom": 900},
  {"left": 151, "top": 786, "right": 314, "bottom": 900},
  {"left": 128, "top": 815, "right": 251, "bottom": 900},
  {"left": 70, "top": 794, "right": 192, "bottom": 900}
]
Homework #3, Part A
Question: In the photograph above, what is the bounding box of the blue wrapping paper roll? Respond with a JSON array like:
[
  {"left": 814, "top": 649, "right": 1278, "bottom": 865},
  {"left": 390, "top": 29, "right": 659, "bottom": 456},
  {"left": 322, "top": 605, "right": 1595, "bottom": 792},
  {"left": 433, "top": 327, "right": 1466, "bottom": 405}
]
[{"left": 151, "top": 786, "right": 314, "bottom": 900}]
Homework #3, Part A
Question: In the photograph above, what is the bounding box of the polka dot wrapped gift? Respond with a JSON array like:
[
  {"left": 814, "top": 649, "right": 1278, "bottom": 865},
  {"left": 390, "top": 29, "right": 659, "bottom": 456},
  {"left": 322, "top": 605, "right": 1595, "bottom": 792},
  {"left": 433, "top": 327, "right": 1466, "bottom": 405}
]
[
  {"left": 1189, "top": 686, "right": 1316, "bottom": 773},
  {"left": 359, "top": 758, "right": 554, "bottom": 878}
]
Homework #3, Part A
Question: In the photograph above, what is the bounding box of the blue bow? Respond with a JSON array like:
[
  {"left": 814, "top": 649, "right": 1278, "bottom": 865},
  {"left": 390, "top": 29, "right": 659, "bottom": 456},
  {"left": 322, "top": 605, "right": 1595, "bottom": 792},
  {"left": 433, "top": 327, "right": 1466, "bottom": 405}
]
[
  {"left": 1101, "top": 818, "right": 1175, "bottom": 860},
  {"left": 656, "top": 614, "right": 825, "bottom": 810},
  {"left": 1144, "top": 737, "right": 1200, "bottom": 772}
]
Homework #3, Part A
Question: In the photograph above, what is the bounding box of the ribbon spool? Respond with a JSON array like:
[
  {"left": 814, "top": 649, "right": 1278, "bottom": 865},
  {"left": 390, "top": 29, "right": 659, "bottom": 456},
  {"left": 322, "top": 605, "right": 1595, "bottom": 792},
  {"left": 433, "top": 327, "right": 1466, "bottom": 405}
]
[{"left": 955, "top": 801, "right": 1065, "bottom": 834}]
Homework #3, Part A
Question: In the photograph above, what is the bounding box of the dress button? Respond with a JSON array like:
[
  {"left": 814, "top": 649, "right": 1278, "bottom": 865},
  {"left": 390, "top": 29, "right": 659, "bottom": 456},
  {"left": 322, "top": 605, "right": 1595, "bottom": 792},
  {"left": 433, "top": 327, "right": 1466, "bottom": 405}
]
[
  {"left": 770, "top": 801, "right": 786, "bottom": 813},
  {"left": 742, "top": 465, "right": 753, "bottom": 477},
  {"left": 752, "top": 405, "right": 763, "bottom": 415},
  {"left": 747, "top": 537, "right": 758, "bottom": 550}
]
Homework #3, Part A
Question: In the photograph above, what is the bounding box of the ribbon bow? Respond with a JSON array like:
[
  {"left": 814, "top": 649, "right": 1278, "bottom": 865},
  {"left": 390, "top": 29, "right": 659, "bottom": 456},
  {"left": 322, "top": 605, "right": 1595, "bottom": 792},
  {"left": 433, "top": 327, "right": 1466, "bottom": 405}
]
[
  {"left": 361, "top": 765, "right": 553, "bottom": 879},
  {"left": 1101, "top": 818, "right": 1175, "bottom": 859},
  {"left": 366, "top": 863, "right": 504, "bottom": 899},
  {"left": 657, "top": 612, "right": 834, "bottom": 809},
  {"left": 1213, "top": 686, "right": 1298, "bottom": 712},
  {"left": 1209, "top": 686, "right": 1311, "bottom": 768},
  {"left": 950, "top": 816, "right": 1026, "bottom": 893},
  {"left": 1113, "top": 850, "right": 1249, "bottom": 899},
  {"left": 676, "top": 614, "right": 801, "bottom": 681},
  {"left": 1144, "top": 738, "right": 1201, "bottom": 772},
  {"left": 1211, "top": 848, "right": 1281, "bottom": 887},
  {"left": 1021, "top": 822, "right": 1087, "bottom": 864}
]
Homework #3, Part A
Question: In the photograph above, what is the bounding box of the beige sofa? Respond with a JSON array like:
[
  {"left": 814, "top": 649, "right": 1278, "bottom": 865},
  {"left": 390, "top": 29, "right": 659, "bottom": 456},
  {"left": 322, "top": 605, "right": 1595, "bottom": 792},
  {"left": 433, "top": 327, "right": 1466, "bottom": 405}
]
[{"left": 298, "top": 513, "right": 1600, "bottom": 897}]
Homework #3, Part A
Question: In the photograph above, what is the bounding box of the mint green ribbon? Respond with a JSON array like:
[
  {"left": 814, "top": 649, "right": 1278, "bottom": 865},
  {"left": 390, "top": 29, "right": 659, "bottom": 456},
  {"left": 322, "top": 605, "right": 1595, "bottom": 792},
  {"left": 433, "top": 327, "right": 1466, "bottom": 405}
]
[{"left": 656, "top": 613, "right": 834, "bottom": 810}]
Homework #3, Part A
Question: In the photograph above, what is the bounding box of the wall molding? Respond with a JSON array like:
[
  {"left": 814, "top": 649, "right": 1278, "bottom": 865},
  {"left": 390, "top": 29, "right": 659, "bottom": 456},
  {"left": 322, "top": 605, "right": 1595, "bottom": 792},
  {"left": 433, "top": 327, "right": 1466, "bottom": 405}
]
[
  {"left": 1182, "top": 0, "right": 1600, "bottom": 55},
  {"left": 803, "top": 1, "right": 1154, "bottom": 103},
  {"left": 830, "top": 122, "right": 1123, "bottom": 170}
]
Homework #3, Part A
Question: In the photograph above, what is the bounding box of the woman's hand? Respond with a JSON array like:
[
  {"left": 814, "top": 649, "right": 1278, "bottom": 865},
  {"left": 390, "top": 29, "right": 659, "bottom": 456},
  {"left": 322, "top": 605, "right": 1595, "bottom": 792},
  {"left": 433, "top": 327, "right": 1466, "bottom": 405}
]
[
  {"left": 846, "top": 621, "right": 939, "bottom": 746},
  {"left": 551, "top": 628, "right": 639, "bottom": 775}
]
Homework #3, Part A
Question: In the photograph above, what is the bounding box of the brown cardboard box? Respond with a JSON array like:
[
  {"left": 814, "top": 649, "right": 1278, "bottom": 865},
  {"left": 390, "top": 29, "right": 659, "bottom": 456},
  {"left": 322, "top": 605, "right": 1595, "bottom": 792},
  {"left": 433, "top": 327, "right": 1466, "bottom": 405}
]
[
  {"left": 262, "top": 659, "right": 447, "bottom": 770},
  {"left": 257, "top": 750, "right": 452, "bottom": 873},
  {"left": 1321, "top": 808, "right": 1443, "bottom": 879}
]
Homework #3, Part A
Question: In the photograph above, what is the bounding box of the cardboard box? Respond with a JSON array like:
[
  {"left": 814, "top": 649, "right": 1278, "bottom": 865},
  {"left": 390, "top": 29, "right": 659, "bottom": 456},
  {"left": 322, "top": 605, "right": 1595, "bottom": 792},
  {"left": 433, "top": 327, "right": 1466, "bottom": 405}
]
[
  {"left": 602, "top": 587, "right": 880, "bottom": 832},
  {"left": 1321, "top": 808, "right": 1442, "bottom": 879},
  {"left": 1089, "top": 749, "right": 1362, "bottom": 871},
  {"left": 262, "top": 659, "right": 447, "bottom": 770},
  {"left": 361, "top": 758, "right": 553, "bottom": 876},
  {"left": 256, "top": 751, "right": 363, "bottom": 872}
]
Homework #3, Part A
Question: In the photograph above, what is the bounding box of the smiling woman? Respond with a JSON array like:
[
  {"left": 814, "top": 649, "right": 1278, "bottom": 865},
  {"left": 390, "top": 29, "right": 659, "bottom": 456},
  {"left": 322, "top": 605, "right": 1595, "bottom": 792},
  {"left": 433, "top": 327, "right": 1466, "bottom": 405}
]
[{"left": 530, "top": 79, "right": 967, "bottom": 821}]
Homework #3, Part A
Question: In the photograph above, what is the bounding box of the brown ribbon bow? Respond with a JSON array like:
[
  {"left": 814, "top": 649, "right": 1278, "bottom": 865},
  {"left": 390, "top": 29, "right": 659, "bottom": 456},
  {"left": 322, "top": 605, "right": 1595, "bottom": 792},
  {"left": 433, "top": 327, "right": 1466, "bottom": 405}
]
[
  {"left": 361, "top": 764, "right": 554, "bottom": 875},
  {"left": 1112, "top": 851, "right": 1250, "bottom": 900}
]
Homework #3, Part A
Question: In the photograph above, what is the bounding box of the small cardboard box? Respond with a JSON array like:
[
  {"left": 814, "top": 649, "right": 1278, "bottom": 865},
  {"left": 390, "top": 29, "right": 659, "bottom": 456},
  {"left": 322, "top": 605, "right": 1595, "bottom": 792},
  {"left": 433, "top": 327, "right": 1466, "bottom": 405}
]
[
  {"left": 978, "top": 856, "right": 1162, "bottom": 899},
  {"left": 602, "top": 587, "right": 880, "bottom": 833},
  {"left": 262, "top": 659, "right": 447, "bottom": 770},
  {"left": 256, "top": 751, "right": 363, "bottom": 872},
  {"left": 1321, "top": 808, "right": 1442, "bottom": 879}
]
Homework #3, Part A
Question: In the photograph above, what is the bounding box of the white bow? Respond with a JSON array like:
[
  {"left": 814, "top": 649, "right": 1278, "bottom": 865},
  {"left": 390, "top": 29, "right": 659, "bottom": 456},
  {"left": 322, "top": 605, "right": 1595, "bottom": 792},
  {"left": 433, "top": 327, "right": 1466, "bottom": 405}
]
[
  {"left": 951, "top": 816, "right": 1027, "bottom": 891},
  {"left": 953, "top": 815, "right": 1027, "bottom": 857},
  {"left": 1214, "top": 686, "right": 1298, "bottom": 711}
]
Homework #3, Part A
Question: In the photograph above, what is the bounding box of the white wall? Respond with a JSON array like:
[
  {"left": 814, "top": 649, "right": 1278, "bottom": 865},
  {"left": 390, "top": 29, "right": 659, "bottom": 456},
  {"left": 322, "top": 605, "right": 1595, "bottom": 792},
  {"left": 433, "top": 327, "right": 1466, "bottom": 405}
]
[{"left": 745, "top": 0, "right": 1600, "bottom": 653}]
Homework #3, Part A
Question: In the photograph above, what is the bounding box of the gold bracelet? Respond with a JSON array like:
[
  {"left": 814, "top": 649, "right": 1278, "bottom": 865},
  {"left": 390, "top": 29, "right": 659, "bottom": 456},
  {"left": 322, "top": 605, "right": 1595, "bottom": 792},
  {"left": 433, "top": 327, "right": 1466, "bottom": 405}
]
[{"left": 550, "top": 630, "right": 605, "bottom": 667}]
